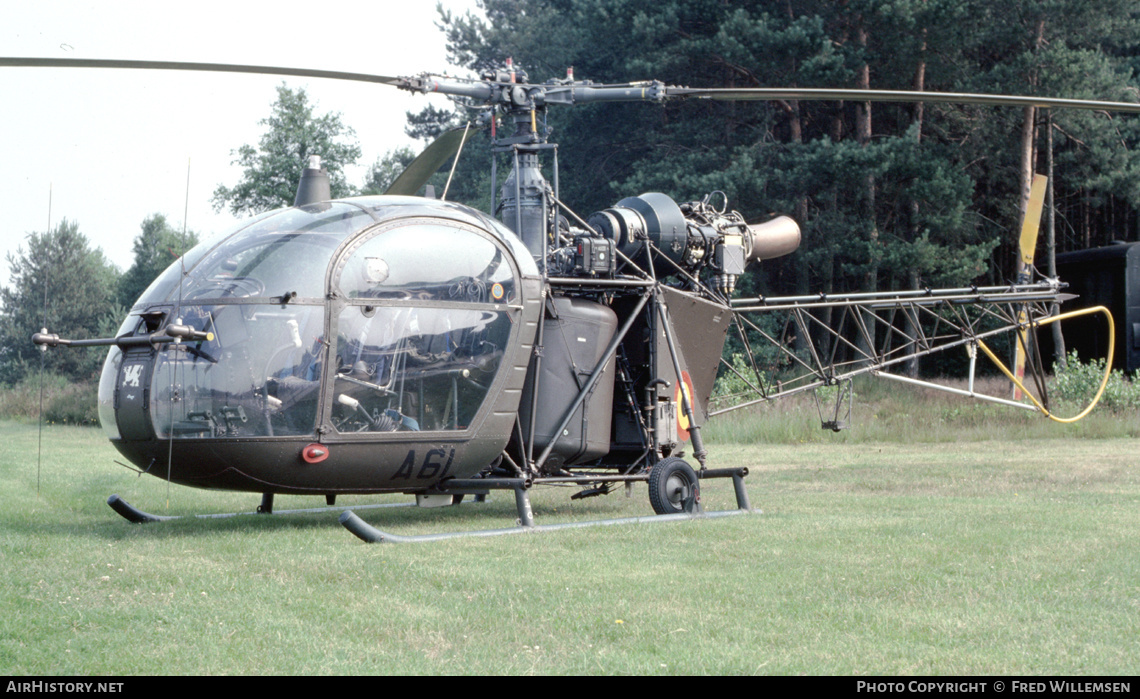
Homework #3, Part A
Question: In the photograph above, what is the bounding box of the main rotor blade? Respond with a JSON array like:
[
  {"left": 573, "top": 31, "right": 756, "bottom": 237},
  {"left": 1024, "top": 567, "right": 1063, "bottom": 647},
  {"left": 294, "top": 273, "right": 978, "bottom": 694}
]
[
  {"left": 11, "top": 59, "right": 1138, "bottom": 113},
  {"left": 385, "top": 127, "right": 473, "bottom": 196},
  {"left": 0, "top": 57, "right": 407, "bottom": 86},
  {"left": 667, "top": 87, "right": 1140, "bottom": 113}
]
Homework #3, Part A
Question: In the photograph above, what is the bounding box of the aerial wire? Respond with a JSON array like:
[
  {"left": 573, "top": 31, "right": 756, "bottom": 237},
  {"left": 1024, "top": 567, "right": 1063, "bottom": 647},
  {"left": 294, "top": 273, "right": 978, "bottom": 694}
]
[
  {"left": 183, "top": 159, "right": 191, "bottom": 242},
  {"left": 36, "top": 183, "right": 52, "bottom": 496},
  {"left": 166, "top": 158, "right": 191, "bottom": 509},
  {"left": 441, "top": 122, "right": 471, "bottom": 201}
]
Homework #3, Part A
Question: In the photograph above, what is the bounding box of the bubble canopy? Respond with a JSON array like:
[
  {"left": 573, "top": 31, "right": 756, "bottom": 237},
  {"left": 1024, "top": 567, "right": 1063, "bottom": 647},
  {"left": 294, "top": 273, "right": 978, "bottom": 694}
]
[
  {"left": 131, "top": 197, "right": 537, "bottom": 308},
  {"left": 101, "top": 197, "right": 537, "bottom": 443}
]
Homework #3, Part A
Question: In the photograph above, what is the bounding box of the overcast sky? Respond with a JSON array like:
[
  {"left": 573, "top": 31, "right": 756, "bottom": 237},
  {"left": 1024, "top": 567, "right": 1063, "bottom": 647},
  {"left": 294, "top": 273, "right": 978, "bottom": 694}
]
[{"left": 2, "top": 0, "right": 480, "bottom": 289}]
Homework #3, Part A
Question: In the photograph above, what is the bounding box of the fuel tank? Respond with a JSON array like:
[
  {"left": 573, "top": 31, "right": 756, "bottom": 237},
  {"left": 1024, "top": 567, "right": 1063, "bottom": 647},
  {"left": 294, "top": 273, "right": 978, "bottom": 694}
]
[{"left": 515, "top": 296, "right": 619, "bottom": 468}]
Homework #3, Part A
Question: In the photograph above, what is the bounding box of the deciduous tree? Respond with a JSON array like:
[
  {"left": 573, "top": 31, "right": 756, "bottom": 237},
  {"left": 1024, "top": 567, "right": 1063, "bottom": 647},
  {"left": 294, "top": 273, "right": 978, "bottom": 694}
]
[
  {"left": 0, "top": 220, "right": 120, "bottom": 383},
  {"left": 117, "top": 214, "right": 199, "bottom": 309},
  {"left": 212, "top": 84, "right": 362, "bottom": 215},
  {"left": 360, "top": 147, "right": 418, "bottom": 195}
]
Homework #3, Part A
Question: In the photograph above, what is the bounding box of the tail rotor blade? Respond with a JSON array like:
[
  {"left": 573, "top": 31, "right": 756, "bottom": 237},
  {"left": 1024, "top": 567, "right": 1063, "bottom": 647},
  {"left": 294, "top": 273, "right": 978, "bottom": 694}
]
[
  {"left": 1019, "top": 175, "right": 1049, "bottom": 274},
  {"left": 1013, "top": 174, "right": 1049, "bottom": 400}
]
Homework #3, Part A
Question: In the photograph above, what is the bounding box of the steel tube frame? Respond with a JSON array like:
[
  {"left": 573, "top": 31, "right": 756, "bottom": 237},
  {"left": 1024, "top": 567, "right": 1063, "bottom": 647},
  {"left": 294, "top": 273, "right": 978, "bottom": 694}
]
[{"left": 711, "top": 293, "right": 1063, "bottom": 416}]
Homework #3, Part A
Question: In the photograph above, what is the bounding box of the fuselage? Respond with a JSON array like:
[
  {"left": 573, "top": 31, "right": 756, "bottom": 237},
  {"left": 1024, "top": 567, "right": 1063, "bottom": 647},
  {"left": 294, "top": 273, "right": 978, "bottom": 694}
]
[{"left": 99, "top": 196, "right": 542, "bottom": 494}]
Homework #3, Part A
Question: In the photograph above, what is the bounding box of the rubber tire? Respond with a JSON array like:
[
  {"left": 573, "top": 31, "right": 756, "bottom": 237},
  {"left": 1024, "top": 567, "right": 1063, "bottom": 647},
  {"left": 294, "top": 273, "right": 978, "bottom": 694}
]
[{"left": 648, "top": 457, "right": 700, "bottom": 515}]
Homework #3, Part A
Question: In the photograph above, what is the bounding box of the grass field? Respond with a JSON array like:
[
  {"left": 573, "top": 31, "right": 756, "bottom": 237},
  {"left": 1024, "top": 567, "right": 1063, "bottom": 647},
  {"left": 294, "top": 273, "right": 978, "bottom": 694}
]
[{"left": 1, "top": 404, "right": 1137, "bottom": 674}]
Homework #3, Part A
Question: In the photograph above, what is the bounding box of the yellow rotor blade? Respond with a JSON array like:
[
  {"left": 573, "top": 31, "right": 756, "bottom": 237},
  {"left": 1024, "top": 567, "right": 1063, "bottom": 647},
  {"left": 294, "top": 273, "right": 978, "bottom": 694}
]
[
  {"left": 1013, "top": 174, "right": 1048, "bottom": 399},
  {"left": 1019, "top": 174, "right": 1048, "bottom": 269}
]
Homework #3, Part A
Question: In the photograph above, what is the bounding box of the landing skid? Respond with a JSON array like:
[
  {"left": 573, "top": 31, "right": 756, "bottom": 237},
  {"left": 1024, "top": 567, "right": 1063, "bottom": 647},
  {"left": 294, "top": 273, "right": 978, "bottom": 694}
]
[
  {"left": 340, "top": 508, "right": 756, "bottom": 543},
  {"left": 107, "top": 493, "right": 422, "bottom": 524},
  {"left": 339, "top": 468, "right": 756, "bottom": 543}
]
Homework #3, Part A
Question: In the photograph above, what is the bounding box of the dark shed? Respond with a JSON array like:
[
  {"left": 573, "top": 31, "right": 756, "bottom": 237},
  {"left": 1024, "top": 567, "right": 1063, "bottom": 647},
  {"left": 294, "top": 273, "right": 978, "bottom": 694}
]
[{"left": 1052, "top": 241, "right": 1140, "bottom": 374}]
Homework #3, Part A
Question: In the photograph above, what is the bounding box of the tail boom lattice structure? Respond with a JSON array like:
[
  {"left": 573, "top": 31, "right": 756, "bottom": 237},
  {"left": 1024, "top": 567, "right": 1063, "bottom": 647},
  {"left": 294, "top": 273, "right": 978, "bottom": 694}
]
[{"left": 713, "top": 281, "right": 1075, "bottom": 416}]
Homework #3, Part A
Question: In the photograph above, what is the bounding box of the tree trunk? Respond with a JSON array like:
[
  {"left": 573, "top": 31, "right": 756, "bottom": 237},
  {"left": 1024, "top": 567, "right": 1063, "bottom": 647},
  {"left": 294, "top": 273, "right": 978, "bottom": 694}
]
[
  {"left": 856, "top": 24, "right": 877, "bottom": 291},
  {"left": 1012, "top": 17, "right": 1046, "bottom": 396},
  {"left": 854, "top": 21, "right": 878, "bottom": 366},
  {"left": 789, "top": 100, "right": 814, "bottom": 359},
  {"left": 903, "top": 34, "right": 927, "bottom": 378},
  {"left": 1016, "top": 19, "right": 1046, "bottom": 273},
  {"left": 1046, "top": 113, "right": 1067, "bottom": 368}
]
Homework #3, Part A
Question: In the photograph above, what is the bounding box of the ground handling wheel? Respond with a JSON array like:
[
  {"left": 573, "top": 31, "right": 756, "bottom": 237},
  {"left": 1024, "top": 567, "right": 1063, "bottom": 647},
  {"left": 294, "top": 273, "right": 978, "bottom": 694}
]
[{"left": 648, "top": 457, "right": 701, "bottom": 515}]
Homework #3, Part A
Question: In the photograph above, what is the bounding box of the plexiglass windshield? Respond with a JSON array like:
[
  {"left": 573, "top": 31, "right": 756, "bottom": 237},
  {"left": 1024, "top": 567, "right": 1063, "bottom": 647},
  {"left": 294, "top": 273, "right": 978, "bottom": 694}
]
[
  {"left": 178, "top": 203, "right": 375, "bottom": 302},
  {"left": 137, "top": 205, "right": 525, "bottom": 440}
]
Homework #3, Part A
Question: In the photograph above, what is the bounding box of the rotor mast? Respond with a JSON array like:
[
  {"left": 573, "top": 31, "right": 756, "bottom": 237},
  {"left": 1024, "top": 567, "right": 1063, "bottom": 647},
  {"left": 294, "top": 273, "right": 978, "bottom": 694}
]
[{"left": 396, "top": 64, "right": 670, "bottom": 262}]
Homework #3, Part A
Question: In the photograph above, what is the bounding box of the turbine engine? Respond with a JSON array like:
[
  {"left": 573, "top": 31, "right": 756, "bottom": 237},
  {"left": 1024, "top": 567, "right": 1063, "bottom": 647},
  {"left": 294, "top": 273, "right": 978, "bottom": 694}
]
[{"left": 576, "top": 193, "right": 801, "bottom": 295}]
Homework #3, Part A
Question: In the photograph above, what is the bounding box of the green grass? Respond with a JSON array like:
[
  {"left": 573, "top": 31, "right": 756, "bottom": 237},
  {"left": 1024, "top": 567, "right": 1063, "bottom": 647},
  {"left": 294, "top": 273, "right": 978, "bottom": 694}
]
[
  {"left": 1, "top": 414, "right": 1138, "bottom": 675},
  {"left": 0, "top": 375, "right": 99, "bottom": 426},
  {"left": 705, "top": 375, "right": 1140, "bottom": 444}
]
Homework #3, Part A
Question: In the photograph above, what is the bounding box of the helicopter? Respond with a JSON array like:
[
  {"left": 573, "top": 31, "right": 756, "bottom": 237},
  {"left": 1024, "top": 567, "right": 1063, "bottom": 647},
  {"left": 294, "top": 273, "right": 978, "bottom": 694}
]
[{"left": 3, "top": 56, "right": 1126, "bottom": 542}]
